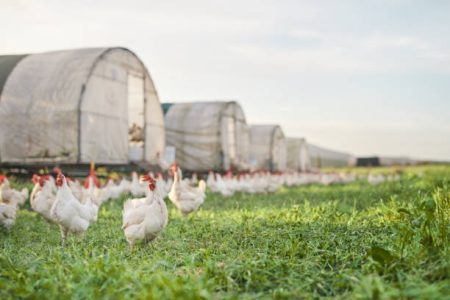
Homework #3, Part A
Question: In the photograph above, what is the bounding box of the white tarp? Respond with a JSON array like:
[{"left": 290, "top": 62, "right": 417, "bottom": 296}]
[
  {"left": 308, "top": 143, "right": 352, "bottom": 168},
  {"left": 286, "top": 138, "right": 310, "bottom": 172},
  {"left": 0, "top": 47, "right": 165, "bottom": 165},
  {"left": 249, "top": 125, "right": 287, "bottom": 171},
  {"left": 164, "top": 101, "right": 250, "bottom": 171}
]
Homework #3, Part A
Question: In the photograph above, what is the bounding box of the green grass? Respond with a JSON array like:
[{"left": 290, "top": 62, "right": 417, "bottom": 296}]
[{"left": 0, "top": 166, "right": 449, "bottom": 299}]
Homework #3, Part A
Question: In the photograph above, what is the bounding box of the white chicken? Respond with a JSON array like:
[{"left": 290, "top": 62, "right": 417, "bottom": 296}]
[
  {"left": 30, "top": 174, "right": 43, "bottom": 203},
  {"left": 215, "top": 173, "right": 235, "bottom": 197},
  {"left": 154, "top": 173, "right": 170, "bottom": 199},
  {"left": 50, "top": 173, "right": 98, "bottom": 245},
  {"left": 165, "top": 177, "right": 173, "bottom": 195},
  {"left": 368, "top": 173, "right": 385, "bottom": 185},
  {"left": 122, "top": 174, "right": 168, "bottom": 249},
  {"left": 119, "top": 177, "right": 131, "bottom": 193},
  {"left": 68, "top": 178, "right": 83, "bottom": 202},
  {"left": 82, "top": 167, "right": 103, "bottom": 205},
  {"left": 130, "top": 171, "right": 147, "bottom": 197},
  {"left": 206, "top": 171, "right": 216, "bottom": 190},
  {"left": 267, "top": 173, "right": 283, "bottom": 193},
  {"left": 30, "top": 175, "right": 56, "bottom": 223},
  {"left": 100, "top": 177, "right": 130, "bottom": 201},
  {"left": 252, "top": 172, "right": 270, "bottom": 194},
  {"left": 189, "top": 173, "right": 199, "bottom": 186},
  {"left": 0, "top": 203, "right": 16, "bottom": 229},
  {"left": 0, "top": 175, "right": 29, "bottom": 207},
  {"left": 237, "top": 173, "right": 255, "bottom": 194},
  {"left": 320, "top": 173, "right": 336, "bottom": 186},
  {"left": 168, "top": 164, "right": 206, "bottom": 216}
]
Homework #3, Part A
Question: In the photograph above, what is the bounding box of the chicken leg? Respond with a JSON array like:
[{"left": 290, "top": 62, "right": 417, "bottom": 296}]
[{"left": 60, "top": 225, "right": 69, "bottom": 246}]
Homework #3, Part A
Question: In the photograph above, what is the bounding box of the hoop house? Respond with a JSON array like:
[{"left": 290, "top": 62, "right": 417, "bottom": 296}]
[
  {"left": 286, "top": 138, "right": 310, "bottom": 172},
  {"left": 249, "top": 125, "right": 287, "bottom": 171},
  {"left": 308, "top": 143, "right": 352, "bottom": 168},
  {"left": 0, "top": 47, "right": 165, "bottom": 165},
  {"left": 163, "top": 101, "right": 250, "bottom": 171}
]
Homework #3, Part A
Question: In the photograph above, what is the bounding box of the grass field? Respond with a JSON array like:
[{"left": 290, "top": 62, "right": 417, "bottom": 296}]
[{"left": 0, "top": 166, "right": 449, "bottom": 299}]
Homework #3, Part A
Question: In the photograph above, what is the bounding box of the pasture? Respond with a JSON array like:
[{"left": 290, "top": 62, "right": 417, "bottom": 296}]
[{"left": 0, "top": 166, "right": 449, "bottom": 299}]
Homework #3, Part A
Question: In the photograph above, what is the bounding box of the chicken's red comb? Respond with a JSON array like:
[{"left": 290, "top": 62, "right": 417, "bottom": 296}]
[
  {"left": 38, "top": 175, "right": 50, "bottom": 187},
  {"left": 140, "top": 174, "right": 156, "bottom": 183},
  {"left": 141, "top": 174, "right": 156, "bottom": 191},
  {"left": 55, "top": 172, "right": 65, "bottom": 187},
  {"left": 83, "top": 175, "right": 100, "bottom": 189},
  {"left": 32, "top": 174, "right": 40, "bottom": 184}
]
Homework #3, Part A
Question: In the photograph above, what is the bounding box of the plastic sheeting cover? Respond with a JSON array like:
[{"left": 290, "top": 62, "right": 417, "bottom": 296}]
[
  {"left": 0, "top": 55, "right": 28, "bottom": 96},
  {"left": 308, "top": 143, "right": 352, "bottom": 168},
  {"left": 164, "top": 101, "right": 250, "bottom": 171},
  {"left": 0, "top": 47, "right": 165, "bottom": 165},
  {"left": 286, "top": 138, "right": 310, "bottom": 172},
  {"left": 249, "top": 125, "right": 287, "bottom": 171}
]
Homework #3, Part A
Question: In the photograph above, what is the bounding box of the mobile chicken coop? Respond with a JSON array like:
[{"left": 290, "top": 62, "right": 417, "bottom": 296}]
[
  {"left": 163, "top": 101, "right": 250, "bottom": 172},
  {"left": 0, "top": 47, "right": 165, "bottom": 168},
  {"left": 286, "top": 137, "right": 311, "bottom": 172},
  {"left": 249, "top": 125, "right": 287, "bottom": 171},
  {"left": 308, "top": 143, "right": 352, "bottom": 168}
]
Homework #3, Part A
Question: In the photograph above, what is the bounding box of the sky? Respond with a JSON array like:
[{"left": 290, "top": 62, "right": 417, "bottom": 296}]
[{"left": 1, "top": 0, "right": 449, "bottom": 161}]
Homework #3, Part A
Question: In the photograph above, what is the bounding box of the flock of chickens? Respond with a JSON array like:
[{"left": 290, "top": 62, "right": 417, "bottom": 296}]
[{"left": 0, "top": 164, "right": 399, "bottom": 249}]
